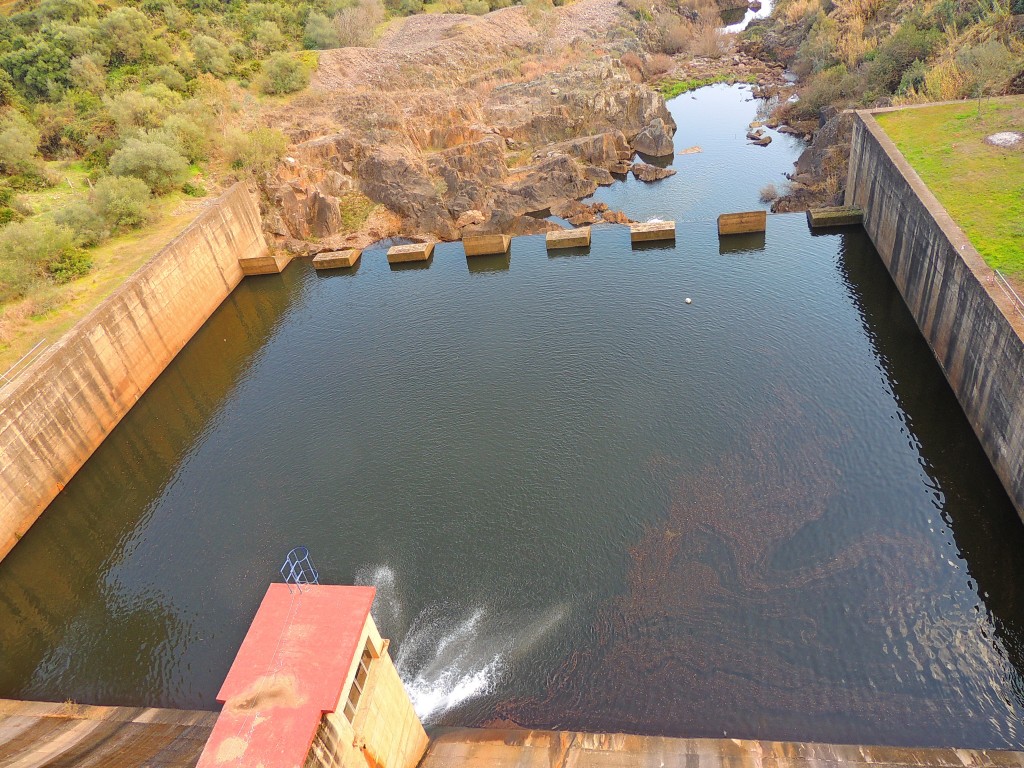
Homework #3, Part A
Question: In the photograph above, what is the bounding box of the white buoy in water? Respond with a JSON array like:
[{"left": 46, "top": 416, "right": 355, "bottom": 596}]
[{"left": 685, "top": 297, "right": 692, "bottom": 304}]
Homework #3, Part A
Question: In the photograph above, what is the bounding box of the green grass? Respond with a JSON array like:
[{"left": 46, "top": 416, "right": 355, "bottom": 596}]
[
  {"left": 656, "top": 74, "right": 757, "bottom": 100},
  {"left": 876, "top": 97, "right": 1024, "bottom": 278}
]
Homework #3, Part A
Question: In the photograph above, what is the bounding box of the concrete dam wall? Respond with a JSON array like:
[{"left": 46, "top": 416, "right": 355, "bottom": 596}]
[
  {"left": 0, "top": 184, "right": 267, "bottom": 561},
  {"left": 846, "top": 109, "right": 1024, "bottom": 519}
]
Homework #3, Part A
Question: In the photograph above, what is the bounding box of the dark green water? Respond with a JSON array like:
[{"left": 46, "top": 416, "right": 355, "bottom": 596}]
[{"left": 2, "top": 85, "right": 1024, "bottom": 748}]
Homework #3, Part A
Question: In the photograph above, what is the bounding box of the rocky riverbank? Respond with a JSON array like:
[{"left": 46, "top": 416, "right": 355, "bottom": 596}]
[{"left": 258, "top": 0, "right": 791, "bottom": 254}]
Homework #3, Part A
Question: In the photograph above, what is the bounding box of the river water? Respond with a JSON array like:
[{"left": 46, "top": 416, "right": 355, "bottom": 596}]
[{"left": 2, "top": 84, "right": 1024, "bottom": 748}]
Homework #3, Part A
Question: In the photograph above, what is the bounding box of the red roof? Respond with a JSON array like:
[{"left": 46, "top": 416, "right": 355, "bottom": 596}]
[{"left": 196, "top": 583, "right": 376, "bottom": 768}]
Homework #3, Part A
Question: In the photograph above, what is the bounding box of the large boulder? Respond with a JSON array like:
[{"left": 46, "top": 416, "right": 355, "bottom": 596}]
[
  {"left": 632, "top": 118, "right": 675, "bottom": 157},
  {"left": 631, "top": 162, "right": 676, "bottom": 182}
]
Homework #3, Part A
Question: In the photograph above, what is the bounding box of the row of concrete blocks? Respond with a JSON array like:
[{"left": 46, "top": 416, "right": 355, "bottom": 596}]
[
  {"left": 309, "top": 222, "right": 679, "bottom": 272},
  {"left": 254, "top": 209, "right": 866, "bottom": 274}
]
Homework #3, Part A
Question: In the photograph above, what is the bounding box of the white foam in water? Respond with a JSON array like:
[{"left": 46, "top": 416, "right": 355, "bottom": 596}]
[{"left": 355, "top": 564, "right": 567, "bottom": 723}]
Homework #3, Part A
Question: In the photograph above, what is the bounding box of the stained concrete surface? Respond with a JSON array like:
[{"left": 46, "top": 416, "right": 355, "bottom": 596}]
[{"left": 420, "top": 729, "right": 1024, "bottom": 768}]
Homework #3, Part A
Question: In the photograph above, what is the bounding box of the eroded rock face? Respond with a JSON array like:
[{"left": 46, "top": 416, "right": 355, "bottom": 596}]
[
  {"left": 262, "top": 57, "right": 673, "bottom": 245},
  {"left": 632, "top": 118, "right": 675, "bottom": 157}
]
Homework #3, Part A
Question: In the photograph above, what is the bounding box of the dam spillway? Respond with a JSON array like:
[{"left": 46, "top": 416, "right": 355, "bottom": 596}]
[{"left": 0, "top": 85, "right": 1023, "bottom": 752}]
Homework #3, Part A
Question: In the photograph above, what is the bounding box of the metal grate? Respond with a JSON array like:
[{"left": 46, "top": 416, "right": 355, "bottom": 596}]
[{"left": 280, "top": 547, "right": 320, "bottom": 593}]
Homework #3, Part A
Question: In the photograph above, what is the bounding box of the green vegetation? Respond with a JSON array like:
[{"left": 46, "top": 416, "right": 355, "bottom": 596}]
[
  {"left": 657, "top": 73, "right": 757, "bottom": 99},
  {"left": 876, "top": 98, "right": 1024, "bottom": 277},
  {"left": 748, "top": 0, "right": 1024, "bottom": 123}
]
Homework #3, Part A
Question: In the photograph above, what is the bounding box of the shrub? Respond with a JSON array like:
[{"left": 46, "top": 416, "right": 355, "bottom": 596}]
[
  {"left": 93, "top": 175, "right": 151, "bottom": 229},
  {"left": 182, "top": 181, "right": 207, "bottom": 196},
  {"left": 69, "top": 54, "right": 106, "bottom": 94},
  {"left": 0, "top": 111, "right": 41, "bottom": 176},
  {"left": 304, "top": 11, "right": 340, "bottom": 49},
  {"left": 54, "top": 197, "right": 107, "bottom": 245},
  {"left": 99, "top": 7, "right": 154, "bottom": 65},
  {"left": 691, "top": 21, "right": 725, "bottom": 58},
  {"left": 660, "top": 19, "right": 695, "bottom": 55},
  {"left": 104, "top": 89, "right": 169, "bottom": 130},
  {"left": 259, "top": 53, "right": 310, "bottom": 94},
  {"left": 108, "top": 136, "right": 189, "bottom": 193},
  {"left": 865, "top": 24, "right": 941, "bottom": 95},
  {"left": 253, "top": 21, "right": 286, "bottom": 57},
  {"left": 759, "top": 183, "right": 778, "bottom": 202},
  {"left": 191, "top": 34, "right": 232, "bottom": 76},
  {"left": 0, "top": 219, "right": 81, "bottom": 300},
  {"left": 335, "top": 0, "right": 386, "bottom": 47},
  {"left": 48, "top": 249, "right": 92, "bottom": 283},
  {"left": 646, "top": 53, "right": 674, "bottom": 76},
  {"left": 465, "top": 0, "right": 489, "bottom": 13},
  {"left": 162, "top": 112, "right": 212, "bottom": 162},
  {"left": 223, "top": 125, "right": 288, "bottom": 175}
]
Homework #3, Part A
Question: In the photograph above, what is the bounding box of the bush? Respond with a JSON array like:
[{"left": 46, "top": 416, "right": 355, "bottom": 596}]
[
  {"left": 104, "top": 90, "right": 169, "bottom": 130},
  {"left": 54, "top": 197, "right": 107, "bottom": 245},
  {"left": 0, "top": 219, "right": 81, "bottom": 300},
  {"left": 335, "top": 0, "right": 386, "bottom": 46},
  {"left": 162, "top": 112, "right": 212, "bottom": 162},
  {"left": 252, "top": 21, "right": 286, "bottom": 57},
  {"left": 304, "top": 11, "right": 340, "bottom": 49},
  {"left": 223, "top": 125, "right": 287, "bottom": 175},
  {"left": 182, "top": 181, "right": 207, "bottom": 196},
  {"left": 93, "top": 175, "right": 151, "bottom": 229},
  {"left": 646, "top": 53, "right": 674, "bottom": 76},
  {"left": 48, "top": 249, "right": 92, "bottom": 283},
  {"left": 660, "top": 19, "right": 695, "bottom": 54},
  {"left": 759, "top": 183, "right": 778, "bottom": 202},
  {"left": 0, "top": 111, "right": 41, "bottom": 176},
  {"left": 108, "top": 136, "right": 189, "bottom": 193},
  {"left": 191, "top": 34, "right": 232, "bottom": 76},
  {"left": 865, "top": 24, "right": 941, "bottom": 95},
  {"left": 259, "top": 53, "right": 310, "bottom": 94},
  {"left": 465, "top": 0, "right": 489, "bottom": 13}
]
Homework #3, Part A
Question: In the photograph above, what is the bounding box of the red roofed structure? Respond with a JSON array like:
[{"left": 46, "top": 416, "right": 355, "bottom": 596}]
[{"left": 196, "top": 583, "right": 427, "bottom": 768}]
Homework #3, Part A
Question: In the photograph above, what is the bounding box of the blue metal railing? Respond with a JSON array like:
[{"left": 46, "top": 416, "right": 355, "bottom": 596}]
[{"left": 280, "top": 547, "right": 320, "bottom": 593}]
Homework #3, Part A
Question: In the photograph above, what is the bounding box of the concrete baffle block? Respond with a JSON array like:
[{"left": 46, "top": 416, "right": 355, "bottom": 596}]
[
  {"left": 463, "top": 234, "right": 511, "bottom": 257},
  {"left": 630, "top": 221, "right": 676, "bottom": 243},
  {"left": 312, "top": 249, "right": 362, "bottom": 270},
  {"left": 546, "top": 227, "right": 592, "bottom": 249},
  {"left": 387, "top": 242, "right": 435, "bottom": 264},
  {"left": 239, "top": 249, "right": 291, "bottom": 275},
  {"left": 806, "top": 206, "right": 864, "bottom": 228},
  {"left": 717, "top": 211, "right": 767, "bottom": 236}
]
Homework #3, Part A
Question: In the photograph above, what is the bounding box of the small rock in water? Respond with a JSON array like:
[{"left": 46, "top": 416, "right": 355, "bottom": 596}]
[{"left": 685, "top": 297, "right": 692, "bottom": 304}]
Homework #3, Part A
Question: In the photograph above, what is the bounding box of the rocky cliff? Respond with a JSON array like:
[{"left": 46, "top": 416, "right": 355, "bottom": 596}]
[{"left": 261, "top": 0, "right": 676, "bottom": 251}]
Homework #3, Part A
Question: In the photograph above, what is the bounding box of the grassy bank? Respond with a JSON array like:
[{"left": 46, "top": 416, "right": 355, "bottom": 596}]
[
  {"left": 0, "top": 195, "right": 200, "bottom": 371},
  {"left": 876, "top": 97, "right": 1024, "bottom": 279}
]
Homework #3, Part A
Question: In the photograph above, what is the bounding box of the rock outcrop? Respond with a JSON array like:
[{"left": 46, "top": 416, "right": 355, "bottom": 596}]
[
  {"left": 632, "top": 118, "right": 675, "bottom": 157},
  {"left": 263, "top": 55, "right": 673, "bottom": 246},
  {"left": 631, "top": 162, "right": 676, "bottom": 182}
]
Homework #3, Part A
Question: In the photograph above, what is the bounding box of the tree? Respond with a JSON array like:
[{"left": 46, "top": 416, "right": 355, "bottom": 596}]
[
  {"left": 191, "top": 34, "right": 232, "bottom": 76},
  {"left": 957, "top": 40, "right": 1015, "bottom": 117},
  {"left": 0, "top": 110, "right": 41, "bottom": 175},
  {"left": 108, "top": 136, "right": 189, "bottom": 193},
  {"left": 99, "top": 7, "right": 154, "bottom": 64},
  {"left": 303, "top": 11, "right": 340, "bottom": 49},
  {"left": 259, "top": 53, "right": 309, "bottom": 94}
]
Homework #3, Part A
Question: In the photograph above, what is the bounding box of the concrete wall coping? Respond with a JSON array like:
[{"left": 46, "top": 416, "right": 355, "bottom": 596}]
[{"left": 852, "top": 108, "right": 1024, "bottom": 341}]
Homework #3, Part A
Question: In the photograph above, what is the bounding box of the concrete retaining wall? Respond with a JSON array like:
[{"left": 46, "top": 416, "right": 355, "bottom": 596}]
[
  {"left": 846, "top": 108, "right": 1024, "bottom": 518},
  {"left": 0, "top": 184, "right": 267, "bottom": 560}
]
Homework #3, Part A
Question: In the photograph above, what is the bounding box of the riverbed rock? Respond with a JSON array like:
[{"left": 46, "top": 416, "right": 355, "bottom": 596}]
[
  {"left": 632, "top": 118, "right": 675, "bottom": 157},
  {"left": 631, "top": 162, "right": 677, "bottom": 182}
]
